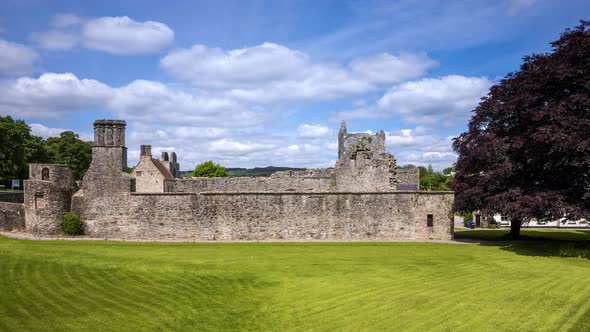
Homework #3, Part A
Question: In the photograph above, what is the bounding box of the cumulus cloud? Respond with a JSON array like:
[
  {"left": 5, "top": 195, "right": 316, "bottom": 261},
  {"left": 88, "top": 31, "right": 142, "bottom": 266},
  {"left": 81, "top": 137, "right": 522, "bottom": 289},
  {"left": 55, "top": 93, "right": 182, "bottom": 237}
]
[
  {"left": 297, "top": 124, "right": 331, "bottom": 137},
  {"left": 161, "top": 42, "right": 436, "bottom": 102},
  {"left": 32, "top": 15, "right": 174, "bottom": 54},
  {"left": 0, "top": 72, "right": 264, "bottom": 128},
  {"left": 349, "top": 53, "right": 437, "bottom": 84},
  {"left": 82, "top": 16, "right": 174, "bottom": 54},
  {"left": 109, "top": 80, "right": 263, "bottom": 126},
  {"left": 30, "top": 123, "right": 93, "bottom": 141},
  {"left": 385, "top": 128, "right": 457, "bottom": 170},
  {"left": 0, "top": 39, "right": 39, "bottom": 75},
  {"left": 162, "top": 43, "right": 309, "bottom": 87},
  {"left": 342, "top": 75, "right": 492, "bottom": 127},
  {"left": 0, "top": 73, "right": 112, "bottom": 117}
]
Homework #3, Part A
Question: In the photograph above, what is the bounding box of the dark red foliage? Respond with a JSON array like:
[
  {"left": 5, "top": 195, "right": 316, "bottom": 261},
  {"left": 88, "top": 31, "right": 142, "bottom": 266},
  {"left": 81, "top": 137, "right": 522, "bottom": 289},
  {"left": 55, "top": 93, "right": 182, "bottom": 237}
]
[{"left": 452, "top": 21, "right": 590, "bottom": 228}]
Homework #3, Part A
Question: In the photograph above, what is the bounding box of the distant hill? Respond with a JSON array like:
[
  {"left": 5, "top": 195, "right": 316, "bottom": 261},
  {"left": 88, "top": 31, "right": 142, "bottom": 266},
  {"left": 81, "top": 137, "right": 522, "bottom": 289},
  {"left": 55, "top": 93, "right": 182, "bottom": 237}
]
[
  {"left": 227, "top": 166, "right": 306, "bottom": 177},
  {"left": 180, "top": 166, "right": 306, "bottom": 178}
]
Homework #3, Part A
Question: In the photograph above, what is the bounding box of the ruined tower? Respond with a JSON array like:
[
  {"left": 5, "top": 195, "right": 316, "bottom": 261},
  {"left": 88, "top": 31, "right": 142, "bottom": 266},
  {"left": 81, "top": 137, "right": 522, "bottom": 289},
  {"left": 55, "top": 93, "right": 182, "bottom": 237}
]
[
  {"left": 23, "top": 164, "right": 78, "bottom": 235},
  {"left": 335, "top": 121, "right": 397, "bottom": 191}
]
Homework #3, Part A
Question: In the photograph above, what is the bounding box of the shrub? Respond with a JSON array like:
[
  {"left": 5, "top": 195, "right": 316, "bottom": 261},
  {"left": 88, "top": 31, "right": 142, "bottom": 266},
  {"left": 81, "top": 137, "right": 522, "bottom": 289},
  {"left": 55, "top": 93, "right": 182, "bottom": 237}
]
[{"left": 62, "top": 212, "right": 83, "bottom": 236}]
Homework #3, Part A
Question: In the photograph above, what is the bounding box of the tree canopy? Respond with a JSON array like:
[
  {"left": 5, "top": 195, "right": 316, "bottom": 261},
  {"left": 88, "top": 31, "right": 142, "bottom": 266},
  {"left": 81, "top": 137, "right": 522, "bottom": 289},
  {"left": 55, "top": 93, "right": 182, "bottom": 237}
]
[
  {"left": 45, "top": 131, "right": 92, "bottom": 180},
  {"left": 416, "top": 165, "right": 454, "bottom": 191},
  {"left": 0, "top": 116, "right": 91, "bottom": 185},
  {"left": 452, "top": 21, "right": 590, "bottom": 238},
  {"left": 191, "top": 161, "right": 229, "bottom": 177}
]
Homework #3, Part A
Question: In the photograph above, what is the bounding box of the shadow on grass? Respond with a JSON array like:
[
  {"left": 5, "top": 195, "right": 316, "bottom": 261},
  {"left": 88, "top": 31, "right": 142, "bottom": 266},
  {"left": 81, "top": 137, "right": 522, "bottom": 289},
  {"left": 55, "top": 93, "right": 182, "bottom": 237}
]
[{"left": 454, "top": 230, "right": 590, "bottom": 260}]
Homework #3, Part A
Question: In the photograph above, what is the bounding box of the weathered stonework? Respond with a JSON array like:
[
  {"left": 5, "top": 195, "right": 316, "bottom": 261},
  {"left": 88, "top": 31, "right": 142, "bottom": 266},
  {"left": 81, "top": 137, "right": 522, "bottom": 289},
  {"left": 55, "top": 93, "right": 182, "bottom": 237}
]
[
  {"left": 0, "top": 202, "right": 25, "bottom": 230},
  {"left": 23, "top": 119, "right": 454, "bottom": 241},
  {"left": 83, "top": 191, "right": 453, "bottom": 240},
  {"left": 24, "top": 164, "right": 78, "bottom": 235}
]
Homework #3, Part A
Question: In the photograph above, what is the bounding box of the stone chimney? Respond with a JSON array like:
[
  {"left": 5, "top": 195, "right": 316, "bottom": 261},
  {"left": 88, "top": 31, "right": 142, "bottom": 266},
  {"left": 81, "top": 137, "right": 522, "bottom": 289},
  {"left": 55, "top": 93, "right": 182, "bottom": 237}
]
[{"left": 140, "top": 145, "right": 152, "bottom": 159}]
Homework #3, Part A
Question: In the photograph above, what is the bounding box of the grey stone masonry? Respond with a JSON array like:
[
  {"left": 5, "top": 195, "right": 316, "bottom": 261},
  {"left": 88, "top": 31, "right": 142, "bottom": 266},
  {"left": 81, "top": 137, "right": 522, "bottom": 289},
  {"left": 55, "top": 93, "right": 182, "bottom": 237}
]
[
  {"left": 23, "top": 119, "right": 451, "bottom": 241},
  {"left": 0, "top": 202, "right": 25, "bottom": 230},
  {"left": 24, "top": 164, "right": 78, "bottom": 235}
]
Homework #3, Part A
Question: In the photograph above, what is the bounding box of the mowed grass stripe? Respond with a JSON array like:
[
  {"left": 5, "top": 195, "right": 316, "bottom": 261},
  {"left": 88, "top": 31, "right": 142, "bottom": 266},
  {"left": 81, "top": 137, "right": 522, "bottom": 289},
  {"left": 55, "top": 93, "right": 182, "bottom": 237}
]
[{"left": 0, "top": 235, "right": 589, "bottom": 331}]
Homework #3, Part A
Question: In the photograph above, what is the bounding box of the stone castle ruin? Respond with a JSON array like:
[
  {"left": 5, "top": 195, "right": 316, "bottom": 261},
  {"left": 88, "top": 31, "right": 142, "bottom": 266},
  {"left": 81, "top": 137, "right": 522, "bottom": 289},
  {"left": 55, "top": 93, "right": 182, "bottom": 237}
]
[{"left": 22, "top": 119, "right": 454, "bottom": 241}]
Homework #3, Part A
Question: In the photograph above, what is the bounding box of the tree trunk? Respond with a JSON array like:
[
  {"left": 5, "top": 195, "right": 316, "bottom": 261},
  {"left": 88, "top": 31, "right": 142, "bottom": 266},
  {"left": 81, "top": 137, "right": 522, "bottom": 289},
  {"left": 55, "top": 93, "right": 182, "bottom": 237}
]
[{"left": 510, "top": 219, "right": 521, "bottom": 240}]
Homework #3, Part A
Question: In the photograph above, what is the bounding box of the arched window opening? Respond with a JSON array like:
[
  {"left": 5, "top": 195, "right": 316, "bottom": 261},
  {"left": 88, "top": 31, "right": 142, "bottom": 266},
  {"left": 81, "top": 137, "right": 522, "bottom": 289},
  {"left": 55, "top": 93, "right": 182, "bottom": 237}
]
[{"left": 41, "top": 167, "right": 50, "bottom": 181}]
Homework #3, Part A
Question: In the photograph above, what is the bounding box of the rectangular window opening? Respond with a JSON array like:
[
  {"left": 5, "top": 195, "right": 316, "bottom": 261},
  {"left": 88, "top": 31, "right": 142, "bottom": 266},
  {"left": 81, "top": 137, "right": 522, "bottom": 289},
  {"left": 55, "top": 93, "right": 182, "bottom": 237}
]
[
  {"left": 427, "top": 214, "right": 434, "bottom": 227},
  {"left": 35, "top": 194, "right": 45, "bottom": 210}
]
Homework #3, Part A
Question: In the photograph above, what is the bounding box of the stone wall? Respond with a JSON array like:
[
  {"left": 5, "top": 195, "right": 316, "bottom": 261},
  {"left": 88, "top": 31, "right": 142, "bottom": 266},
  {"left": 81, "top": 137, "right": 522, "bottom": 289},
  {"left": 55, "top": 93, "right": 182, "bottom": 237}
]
[
  {"left": 83, "top": 191, "right": 454, "bottom": 241},
  {"left": 172, "top": 176, "right": 335, "bottom": 193},
  {"left": 0, "top": 191, "right": 24, "bottom": 203},
  {"left": 0, "top": 202, "right": 25, "bottom": 230},
  {"left": 271, "top": 168, "right": 335, "bottom": 179}
]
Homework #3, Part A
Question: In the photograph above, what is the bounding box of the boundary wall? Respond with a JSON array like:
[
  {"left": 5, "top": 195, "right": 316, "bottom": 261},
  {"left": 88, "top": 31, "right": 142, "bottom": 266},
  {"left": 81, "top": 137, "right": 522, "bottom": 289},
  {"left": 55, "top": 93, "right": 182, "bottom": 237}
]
[
  {"left": 0, "top": 202, "right": 25, "bottom": 230},
  {"left": 83, "top": 191, "right": 454, "bottom": 241}
]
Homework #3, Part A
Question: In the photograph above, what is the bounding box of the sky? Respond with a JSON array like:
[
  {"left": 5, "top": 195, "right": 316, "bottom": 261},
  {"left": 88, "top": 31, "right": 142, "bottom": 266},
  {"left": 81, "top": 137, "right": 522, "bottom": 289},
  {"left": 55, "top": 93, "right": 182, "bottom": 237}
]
[{"left": 0, "top": 0, "right": 587, "bottom": 171}]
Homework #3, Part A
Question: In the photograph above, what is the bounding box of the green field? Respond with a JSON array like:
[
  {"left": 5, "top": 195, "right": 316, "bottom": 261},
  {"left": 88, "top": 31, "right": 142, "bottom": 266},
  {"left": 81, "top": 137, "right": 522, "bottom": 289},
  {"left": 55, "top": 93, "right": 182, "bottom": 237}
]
[
  {"left": 0, "top": 232, "right": 589, "bottom": 331},
  {"left": 455, "top": 228, "right": 590, "bottom": 241}
]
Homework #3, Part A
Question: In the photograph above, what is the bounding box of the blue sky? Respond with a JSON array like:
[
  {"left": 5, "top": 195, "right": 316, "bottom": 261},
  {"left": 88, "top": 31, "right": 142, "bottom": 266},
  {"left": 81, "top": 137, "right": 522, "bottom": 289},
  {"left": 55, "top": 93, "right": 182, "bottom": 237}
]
[{"left": 0, "top": 0, "right": 587, "bottom": 170}]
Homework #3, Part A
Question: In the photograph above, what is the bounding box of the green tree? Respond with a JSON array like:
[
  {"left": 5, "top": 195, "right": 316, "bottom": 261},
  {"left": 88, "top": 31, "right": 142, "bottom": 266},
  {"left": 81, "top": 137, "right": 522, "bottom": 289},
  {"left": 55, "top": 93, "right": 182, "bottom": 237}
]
[
  {"left": 25, "top": 135, "right": 50, "bottom": 165},
  {"left": 0, "top": 116, "right": 50, "bottom": 186},
  {"left": 45, "top": 131, "right": 92, "bottom": 180},
  {"left": 191, "top": 161, "right": 229, "bottom": 177},
  {"left": 0, "top": 116, "right": 30, "bottom": 186},
  {"left": 417, "top": 164, "right": 453, "bottom": 191}
]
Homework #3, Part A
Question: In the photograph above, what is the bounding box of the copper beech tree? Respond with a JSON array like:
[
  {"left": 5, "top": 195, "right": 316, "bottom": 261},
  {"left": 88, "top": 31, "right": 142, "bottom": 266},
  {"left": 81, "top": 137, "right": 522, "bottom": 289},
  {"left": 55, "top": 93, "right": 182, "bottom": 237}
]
[{"left": 452, "top": 21, "right": 590, "bottom": 239}]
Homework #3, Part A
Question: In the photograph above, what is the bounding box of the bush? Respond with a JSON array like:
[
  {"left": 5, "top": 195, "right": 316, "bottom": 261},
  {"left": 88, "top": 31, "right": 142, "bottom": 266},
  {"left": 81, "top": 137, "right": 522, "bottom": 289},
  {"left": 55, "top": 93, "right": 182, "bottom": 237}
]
[{"left": 62, "top": 212, "right": 83, "bottom": 236}]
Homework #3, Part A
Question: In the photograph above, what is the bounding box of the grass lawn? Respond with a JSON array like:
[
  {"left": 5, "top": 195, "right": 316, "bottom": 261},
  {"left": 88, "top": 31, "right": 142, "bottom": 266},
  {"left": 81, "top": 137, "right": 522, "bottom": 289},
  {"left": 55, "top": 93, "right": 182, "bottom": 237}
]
[
  {"left": 455, "top": 228, "right": 590, "bottom": 242},
  {"left": 0, "top": 234, "right": 589, "bottom": 331}
]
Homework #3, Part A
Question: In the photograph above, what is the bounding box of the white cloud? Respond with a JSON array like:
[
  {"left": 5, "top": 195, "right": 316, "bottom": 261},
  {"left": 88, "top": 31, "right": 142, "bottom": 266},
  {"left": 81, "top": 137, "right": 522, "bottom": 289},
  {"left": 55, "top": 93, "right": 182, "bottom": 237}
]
[
  {"left": 30, "top": 123, "right": 68, "bottom": 138},
  {"left": 161, "top": 42, "right": 435, "bottom": 102},
  {"left": 349, "top": 53, "right": 437, "bottom": 84},
  {"left": 385, "top": 128, "right": 457, "bottom": 170},
  {"left": 32, "top": 15, "right": 174, "bottom": 54},
  {"left": 0, "top": 39, "right": 39, "bottom": 75},
  {"left": 507, "top": 0, "right": 537, "bottom": 16},
  {"left": 30, "top": 123, "right": 93, "bottom": 141},
  {"left": 342, "top": 75, "right": 492, "bottom": 126},
  {"left": 162, "top": 43, "right": 309, "bottom": 87},
  {"left": 0, "top": 72, "right": 265, "bottom": 128},
  {"left": 0, "top": 73, "right": 112, "bottom": 117},
  {"left": 297, "top": 124, "right": 331, "bottom": 137},
  {"left": 109, "top": 80, "right": 263, "bottom": 126},
  {"left": 82, "top": 16, "right": 174, "bottom": 54},
  {"left": 209, "top": 139, "right": 277, "bottom": 155}
]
